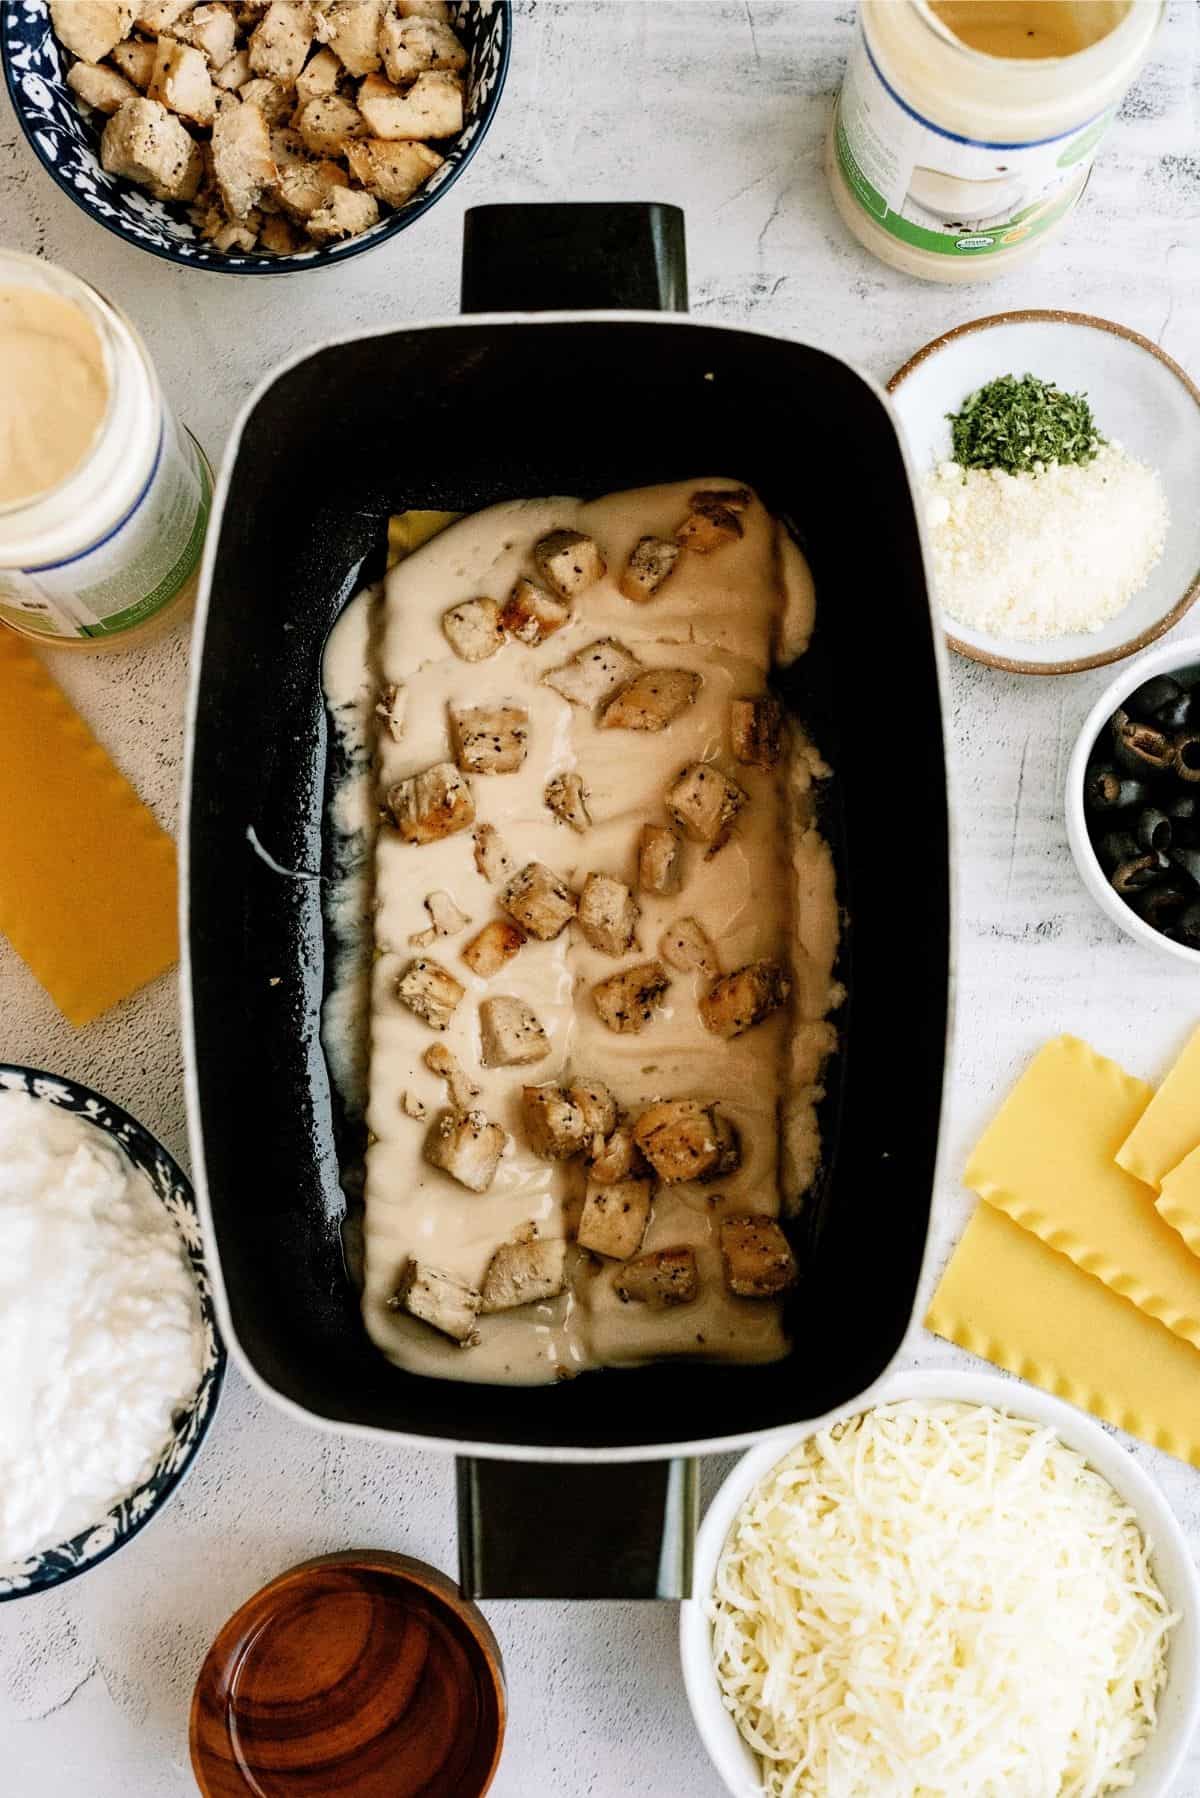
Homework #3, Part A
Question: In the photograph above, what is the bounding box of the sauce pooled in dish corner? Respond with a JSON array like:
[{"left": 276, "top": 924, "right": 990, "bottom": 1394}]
[{"left": 322, "top": 479, "right": 841, "bottom": 1385}]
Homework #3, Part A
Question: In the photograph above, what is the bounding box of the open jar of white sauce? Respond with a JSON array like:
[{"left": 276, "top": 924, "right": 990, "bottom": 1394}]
[
  {"left": 0, "top": 251, "right": 211, "bottom": 650},
  {"left": 828, "top": 0, "right": 1163, "bottom": 282}
]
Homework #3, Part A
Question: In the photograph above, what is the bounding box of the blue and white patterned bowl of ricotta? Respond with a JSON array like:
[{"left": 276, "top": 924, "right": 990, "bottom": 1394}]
[
  {"left": 0, "top": 0, "right": 510, "bottom": 274},
  {"left": 0, "top": 1065, "right": 225, "bottom": 1601}
]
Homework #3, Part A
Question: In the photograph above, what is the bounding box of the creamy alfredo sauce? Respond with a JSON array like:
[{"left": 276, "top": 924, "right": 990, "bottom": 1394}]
[
  {"left": 0, "top": 285, "right": 109, "bottom": 508},
  {"left": 322, "top": 479, "right": 840, "bottom": 1386}
]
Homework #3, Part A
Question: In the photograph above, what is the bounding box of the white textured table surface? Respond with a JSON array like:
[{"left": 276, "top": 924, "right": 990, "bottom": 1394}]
[{"left": 3, "top": 3, "right": 1200, "bottom": 1793}]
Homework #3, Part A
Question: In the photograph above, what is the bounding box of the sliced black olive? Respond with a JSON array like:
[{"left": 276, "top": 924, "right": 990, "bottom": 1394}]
[
  {"left": 1125, "top": 675, "right": 1186, "bottom": 725},
  {"left": 1084, "top": 764, "right": 1147, "bottom": 812},
  {"left": 1111, "top": 853, "right": 1169, "bottom": 894},
  {"left": 1136, "top": 807, "right": 1172, "bottom": 853},
  {"left": 1133, "top": 882, "right": 1190, "bottom": 930},
  {"left": 1171, "top": 903, "right": 1200, "bottom": 947},
  {"left": 1174, "top": 733, "right": 1200, "bottom": 784},
  {"left": 1169, "top": 845, "right": 1200, "bottom": 886},
  {"left": 1112, "top": 710, "right": 1175, "bottom": 776},
  {"left": 1095, "top": 829, "right": 1139, "bottom": 872}
]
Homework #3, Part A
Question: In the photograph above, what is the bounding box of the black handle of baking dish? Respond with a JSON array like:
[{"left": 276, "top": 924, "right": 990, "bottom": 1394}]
[{"left": 456, "top": 203, "right": 696, "bottom": 1601}]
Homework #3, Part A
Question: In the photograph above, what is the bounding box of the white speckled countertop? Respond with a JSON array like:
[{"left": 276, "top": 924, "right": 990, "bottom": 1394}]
[{"left": 3, "top": 3, "right": 1200, "bottom": 1792}]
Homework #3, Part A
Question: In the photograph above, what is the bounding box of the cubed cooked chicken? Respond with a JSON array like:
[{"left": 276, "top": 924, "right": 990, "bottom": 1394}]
[
  {"left": 408, "top": 888, "right": 469, "bottom": 946},
  {"left": 238, "top": 75, "right": 294, "bottom": 122},
  {"left": 499, "top": 577, "right": 571, "bottom": 646},
  {"left": 150, "top": 38, "right": 216, "bottom": 123},
  {"left": 633, "top": 1099, "right": 724, "bottom": 1183},
  {"left": 615, "top": 1246, "right": 698, "bottom": 1308},
  {"left": 111, "top": 36, "right": 158, "bottom": 85},
  {"left": 521, "top": 1084, "right": 588, "bottom": 1160},
  {"left": 209, "top": 217, "right": 258, "bottom": 252},
  {"left": 212, "top": 46, "right": 251, "bottom": 88},
  {"left": 423, "top": 1041, "right": 479, "bottom": 1111},
  {"left": 376, "top": 681, "right": 407, "bottom": 742},
  {"left": 619, "top": 535, "right": 680, "bottom": 604},
  {"left": 676, "top": 497, "right": 745, "bottom": 553},
  {"left": 472, "top": 823, "right": 514, "bottom": 885},
  {"left": 248, "top": 0, "right": 312, "bottom": 81},
  {"left": 699, "top": 959, "right": 791, "bottom": 1039},
  {"left": 480, "top": 1238, "right": 568, "bottom": 1313},
  {"left": 258, "top": 214, "right": 302, "bottom": 251},
  {"left": 567, "top": 1079, "right": 617, "bottom": 1142},
  {"left": 577, "top": 1179, "right": 652, "bottom": 1261},
  {"left": 442, "top": 597, "right": 506, "bottom": 662},
  {"left": 380, "top": 12, "right": 466, "bottom": 82},
  {"left": 400, "top": 1090, "right": 427, "bottom": 1120},
  {"left": 211, "top": 96, "right": 275, "bottom": 215},
  {"left": 391, "top": 1257, "right": 481, "bottom": 1344},
  {"left": 313, "top": 0, "right": 382, "bottom": 75},
  {"left": 600, "top": 669, "right": 701, "bottom": 732},
  {"left": 387, "top": 761, "right": 475, "bottom": 844},
  {"left": 576, "top": 873, "right": 639, "bottom": 957},
  {"left": 295, "top": 42, "right": 340, "bottom": 101},
  {"left": 479, "top": 996, "right": 550, "bottom": 1068},
  {"left": 357, "top": 69, "right": 463, "bottom": 139},
  {"left": 101, "top": 96, "right": 203, "bottom": 200},
  {"left": 135, "top": 0, "right": 191, "bottom": 28},
  {"left": 50, "top": 0, "right": 134, "bottom": 63},
  {"left": 658, "top": 916, "right": 719, "bottom": 979},
  {"left": 396, "top": 0, "right": 451, "bottom": 16},
  {"left": 274, "top": 150, "right": 348, "bottom": 218},
  {"left": 707, "top": 1110, "right": 742, "bottom": 1180},
  {"left": 542, "top": 638, "right": 641, "bottom": 709},
  {"left": 67, "top": 61, "right": 138, "bottom": 113},
  {"left": 449, "top": 704, "right": 530, "bottom": 776},
  {"left": 637, "top": 824, "right": 682, "bottom": 896},
  {"left": 424, "top": 1108, "right": 507, "bottom": 1192},
  {"left": 461, "top": 918, "right": 525, "bottom": 978},
  {"left": 666, "top": 763, "right": 746, "bottom": 851},
  {"left": 592, "top": 961, "right": 670, "bottom": 1034},
  {"left": 587, "top": 1122, "right": 647, "bottom": 1185},
  {"left": 719, "top": 1215, "right": 798, "bottom": 1297},
  {"left": 534, "top": 529, "right": 607, "bottom": 599},
  {"left": 297, "top": 91, "right": 363, "bottom": 154},
  {"left": 187, "top": 2, "right": 238, "bottom": 66},
  {"left": 501, "top": 863, "right": 577, "bottom": 941},
  {"left": 394, "top": 956, "right": 464, "bottom": 1030},
  {"left": 344, "top": 137, "right": 442, "bottom": 205},
  {"left": 544, "top": 771, "right": 591, "bottom": 833},
  {"left": 731, "top": 695, "right": 784, "bottom": 769}
]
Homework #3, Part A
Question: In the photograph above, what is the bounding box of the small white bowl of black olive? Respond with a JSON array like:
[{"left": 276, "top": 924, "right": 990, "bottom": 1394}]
[{"left": 1068, "top": 637, "right": 1200, "bottom": 962}]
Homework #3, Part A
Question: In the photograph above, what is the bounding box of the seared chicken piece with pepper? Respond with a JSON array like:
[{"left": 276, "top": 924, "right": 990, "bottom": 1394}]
[
  {"left": 380, "top": 11, "right": 467, "bottom": 82},
  {"left": 637, "top": 824, "right": 683, "bottom": 896},
  {"left": 534, "top": 529, "right": 607, "bottom": 599},
  {"left": 666, "top": 763, "right": 746, "bottom": 851},
  {"left": 719, "top": 1216, "right": 798, "bottom": 1297},
  {"left": 387, "top": 762, "right": 474, "bottom": 844},
  {"left": 391, "top": 1258, "right": 481, "bottom": 1344},
  {"left": 659, "top": 916, "right": 719, "bottom": 979},
  {"left": 577, "top": 874, "right": 639, "bottom": 957},
  {"left": 357, "top": 69, "right": 463, "bottom": 140},
  {"left": 699, "top": 959, "right": 791, "bottom": 1039},
  {"left": 499, "top": 578, "right": 571, "bottom": 646},
  {"left": 480, "top": 1238, "right": 568, "bottom": 1313},
  {"left": 545, "top": 771, "right": 591, "bottom": 833},
  {"left": 634, "top": 1099, "right": 725, "bottom": 1183},
  {"left": 619, "top": 535, "right": 680, "bottom": 603},
  {"left": 731, "top": 695, "right": 784, "bottom": 769},
  {"left": 424, "top": 1108, "right": 507, "bottom": 1192},
  {"left": 592, "top": 961, "right": 670, "bottom": 1033},
  {"left": 394, "top": 957, "right": 464, "bottom": 1031},
  {"left": 450, "top": 704, "right": 530, "bottom": 776},
  {"left": 501, "top": 863, "right": 577, "bottom": 940},
  {"left": 479, "top": 996, "right": 550, "bottom": 1068},
  {"left": 101, "top": 97, "right": 203, "bottom": 200},
  {"left": 443, "top": 597, "right": 506, "bottom": 663},
  {"left": 542, "top": 638, "right": 641, "bottom": 709},
  {"left": 461, "top": 919, "right": 524, "bottom": 979},
  {"left": 615, "top": 1247, "right": 697, "bottom": 1308},
  {"left": 600, "top": 669, "right": 701, "bottom": 732},
  {"left": 521, "top": 1084, "right": 588, "bottom": 1160}
]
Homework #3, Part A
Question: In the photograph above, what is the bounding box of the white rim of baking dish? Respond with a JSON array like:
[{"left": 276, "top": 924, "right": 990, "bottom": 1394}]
[
  {"left": 680, "top": 1366, "right": 1200, "bottom": 1798},
  {"left": 179, "top": 310, "right": 960, "bottom": 1461},
  {"left": 1066, "top": 634, "right": 1200, "bottom": 966}
]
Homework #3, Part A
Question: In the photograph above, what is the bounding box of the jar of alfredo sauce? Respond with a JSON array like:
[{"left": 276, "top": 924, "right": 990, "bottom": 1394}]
[
  {"left": 0, "top": 251, "right": 210, "bottom": 648},
  {"left": 829, "top": 0, "right": 1162, "bottom": 282}
]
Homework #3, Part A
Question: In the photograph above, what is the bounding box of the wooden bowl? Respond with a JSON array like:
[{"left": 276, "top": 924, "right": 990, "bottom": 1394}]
[{"left": 190, "top": 1551, "right": 506, "bottom": 1798}]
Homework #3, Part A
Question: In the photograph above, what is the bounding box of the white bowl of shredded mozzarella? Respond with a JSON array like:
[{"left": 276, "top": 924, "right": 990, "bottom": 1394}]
[
  {"left": 681, "top": 1372, "right": 1200, "bottom": 1798},
  {"left": 0, "top": 1090, "right": 205, "bottom": 1566}
]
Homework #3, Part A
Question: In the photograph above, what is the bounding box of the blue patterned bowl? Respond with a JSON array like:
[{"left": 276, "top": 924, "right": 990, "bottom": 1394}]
[
  {"left": 0, "top": 1065, "right": 225, "bottom": 1600},
  {"left": 0, "top": 0, "right": 510, "bottom": 274}
]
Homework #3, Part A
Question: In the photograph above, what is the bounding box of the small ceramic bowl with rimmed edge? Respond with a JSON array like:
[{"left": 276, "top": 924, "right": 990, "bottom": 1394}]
[
  {"left": 888, "top": 309, "right": 1200, "bottom": 676},
  {"left": 0, "top": 1064, "right": 224, "bottom": 1601},
  {"left": 680, "top": 1368, "right": 1200, "bottom": 1798},
  {"left": 1066, "top": 635, "right": 1200, "bottom": 966},
  {"left": 190, "top": 1550, "right": 506, "bottom": 1798}
]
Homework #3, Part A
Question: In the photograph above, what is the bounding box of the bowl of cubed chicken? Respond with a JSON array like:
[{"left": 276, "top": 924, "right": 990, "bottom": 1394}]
[{"left": 1, "top": 1, "right": 510, "bottom": 270}]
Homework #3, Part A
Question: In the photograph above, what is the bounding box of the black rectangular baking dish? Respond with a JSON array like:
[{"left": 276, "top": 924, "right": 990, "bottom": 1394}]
[{"left": 183, "top": 206, "right": 950, "bottom": 1582}]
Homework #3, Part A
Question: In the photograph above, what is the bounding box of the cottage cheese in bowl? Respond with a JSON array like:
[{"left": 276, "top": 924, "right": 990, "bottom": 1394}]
[{"left": 0, "top": 1090, "right": 205, "bottom": 1563}]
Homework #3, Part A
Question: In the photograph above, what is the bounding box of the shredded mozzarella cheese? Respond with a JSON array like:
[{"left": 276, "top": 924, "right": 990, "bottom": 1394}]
[
  {"left": 710, "top": 1400, "right": 1176, "bottom": 1798},
  {"left": 922, "top": 443, "right": 1168, "bottom": 641}
]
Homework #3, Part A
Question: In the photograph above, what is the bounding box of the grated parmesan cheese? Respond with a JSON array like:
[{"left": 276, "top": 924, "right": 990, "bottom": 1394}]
[
  {"left": 710, "top": 1400, "right": 1177, "bottom": 1798},
  {"left": 922, "top": 443, "right": 1168, "bottom": 641}
]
